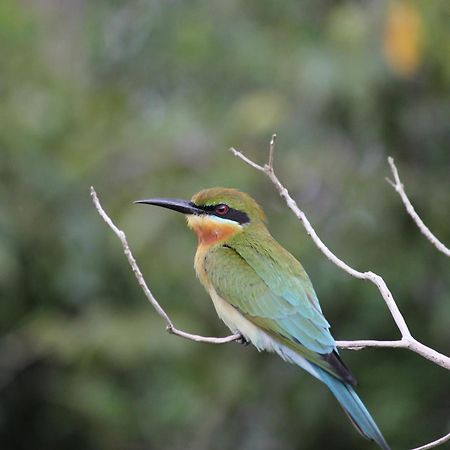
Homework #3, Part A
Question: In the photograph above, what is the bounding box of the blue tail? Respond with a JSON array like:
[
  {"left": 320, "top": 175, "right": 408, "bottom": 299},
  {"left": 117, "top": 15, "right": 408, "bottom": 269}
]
[{"left": 318, "top": 368, "right": 390, "bottom": 450}]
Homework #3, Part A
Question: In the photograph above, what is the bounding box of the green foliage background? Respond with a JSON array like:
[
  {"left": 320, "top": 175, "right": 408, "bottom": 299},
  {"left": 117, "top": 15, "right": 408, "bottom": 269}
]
[{"left": 1, "top": 1, "right": 449, "bottom": 449}]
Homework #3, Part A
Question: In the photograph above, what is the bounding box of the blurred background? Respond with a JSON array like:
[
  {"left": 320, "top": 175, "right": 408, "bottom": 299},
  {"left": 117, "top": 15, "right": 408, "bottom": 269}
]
[{"left": 1, "top": 1, "right": 449, "bottom": 449}]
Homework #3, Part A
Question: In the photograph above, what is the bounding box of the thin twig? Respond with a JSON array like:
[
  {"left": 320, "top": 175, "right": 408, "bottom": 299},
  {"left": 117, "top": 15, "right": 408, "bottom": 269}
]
[
  {"left": 229, "top": 145, "right": 450, "bottom": 371},
  {"left": 411, "top": 432, "right": 450, "bottom": 450},
  {"left": 387, "top": 157, "right": 450, "bottom": 257},
  {"left": 90, "top": 186, "right": 241, "bottom": 345}
]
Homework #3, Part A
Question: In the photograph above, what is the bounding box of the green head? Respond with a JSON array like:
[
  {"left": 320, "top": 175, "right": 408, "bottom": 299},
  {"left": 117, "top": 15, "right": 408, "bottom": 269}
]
[
  {"left": 190, "top": 187, "right": 266, "bottom": 224},
  {"left": 135, "top": 187, "right": 267, "bottom": 245}
]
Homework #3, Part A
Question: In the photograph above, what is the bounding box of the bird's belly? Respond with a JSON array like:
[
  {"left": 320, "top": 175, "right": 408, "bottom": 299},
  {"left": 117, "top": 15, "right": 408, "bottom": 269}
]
[
  {"left": 207, "top": 286, "right": 320, "bottom": 379},
  {"left": 208, "top": 286, "right": 271, "bottom": 349},
  {"left": 194, "top": 245, "right": 274, "bottom": 349}
]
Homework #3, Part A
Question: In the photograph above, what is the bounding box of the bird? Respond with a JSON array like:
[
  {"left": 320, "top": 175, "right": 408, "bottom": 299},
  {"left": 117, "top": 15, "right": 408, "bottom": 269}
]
[{"left": 135, "top": 187, "right": 390, "bottom": 450}]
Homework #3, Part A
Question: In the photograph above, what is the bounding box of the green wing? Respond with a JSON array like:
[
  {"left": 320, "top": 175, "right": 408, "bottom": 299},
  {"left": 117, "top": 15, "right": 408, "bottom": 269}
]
[{"left": 204, "top": 241, "right": 355, "bottom": 384}]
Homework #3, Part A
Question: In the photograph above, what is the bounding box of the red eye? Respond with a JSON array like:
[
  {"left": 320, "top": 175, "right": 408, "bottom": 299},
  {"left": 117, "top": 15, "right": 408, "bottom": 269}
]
[{"left": 215, "top": 204, "right": 229, "bottom": 215}]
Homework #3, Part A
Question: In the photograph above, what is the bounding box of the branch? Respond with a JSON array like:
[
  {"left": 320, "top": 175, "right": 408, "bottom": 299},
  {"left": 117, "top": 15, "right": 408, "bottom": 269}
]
[
  {"left": 386, "top": 157, "right": 450, "bottom": 257},
  {"left": 229, "top": 139, "right": 450, "bottom": 371},
  {"left": 411, "top": 432, "right": 450, "bottom": 450},
  {"left": 90, "top": 187, "right": 241, "bottom": 345},
  {"left": 231, "top": 139, "right": 450, "bottom": 450},
  {"left": 335, "top": 339, "right": 407, "bottom": 350},
  {"left": 336, "top": 339, "right": 450, "bottom": 369}
]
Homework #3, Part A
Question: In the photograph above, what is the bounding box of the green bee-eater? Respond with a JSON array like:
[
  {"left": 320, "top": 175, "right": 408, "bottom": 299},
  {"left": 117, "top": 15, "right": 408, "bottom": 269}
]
[{"left": 136, "top": 188, "right": 390, "bottom": 450}]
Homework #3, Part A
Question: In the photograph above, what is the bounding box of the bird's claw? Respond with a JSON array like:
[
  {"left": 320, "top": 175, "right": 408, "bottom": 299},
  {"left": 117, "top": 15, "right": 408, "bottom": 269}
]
[{"left": 235, "top": 334, "right": 250, "bottom": 346}]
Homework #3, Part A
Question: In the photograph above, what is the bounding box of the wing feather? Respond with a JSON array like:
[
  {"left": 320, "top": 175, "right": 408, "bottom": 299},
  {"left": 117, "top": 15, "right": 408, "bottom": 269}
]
[{"left": 204, "top": 242, "right": 356, "bottom": 385}]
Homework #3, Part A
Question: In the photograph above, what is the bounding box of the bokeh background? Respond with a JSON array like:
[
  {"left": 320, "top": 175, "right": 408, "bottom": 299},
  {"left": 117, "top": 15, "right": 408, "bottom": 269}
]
[{"left": 1, "top": 1, "right": 449, "bottom": 449}]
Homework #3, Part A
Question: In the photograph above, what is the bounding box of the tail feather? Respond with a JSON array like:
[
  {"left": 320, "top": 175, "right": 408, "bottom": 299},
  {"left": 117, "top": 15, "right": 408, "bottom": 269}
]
[{"left": 318, "top": 368, "right": 390, "bottom": 450}]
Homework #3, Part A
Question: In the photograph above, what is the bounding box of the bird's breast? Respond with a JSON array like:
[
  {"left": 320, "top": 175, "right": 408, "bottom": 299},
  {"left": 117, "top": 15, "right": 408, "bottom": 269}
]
[{"left": 193, "top": 244, "right": 211, "bottom": 289}]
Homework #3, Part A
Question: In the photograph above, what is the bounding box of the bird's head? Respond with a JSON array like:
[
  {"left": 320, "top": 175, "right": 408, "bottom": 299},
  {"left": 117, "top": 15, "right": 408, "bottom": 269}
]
[{"left": 135, "top": 187, "right": 266, "bottom": 246}]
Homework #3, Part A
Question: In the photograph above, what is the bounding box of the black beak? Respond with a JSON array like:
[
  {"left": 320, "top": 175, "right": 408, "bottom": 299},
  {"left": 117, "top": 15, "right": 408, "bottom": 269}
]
[{"left": 134, "top": 198, "right": 205, "bottom": 215}]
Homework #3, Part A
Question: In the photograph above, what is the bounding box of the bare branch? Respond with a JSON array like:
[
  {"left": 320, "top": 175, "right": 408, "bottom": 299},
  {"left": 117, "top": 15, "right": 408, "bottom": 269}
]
[
  {"left": 229, "top": 147, "right": 265, "bottom": 172},
  {"left": 336, "top": 339, "right": 407, "bottom": 351},
  {"left": 230, "top": 142, "right": 450, "bottom": 449},
  {"left": 337, "top": 339, "right": 450, "bottom": 368},
  {"left": 387, "top": 157, "right": 450, "bottom": 257},
  {"left": 229, "top": 145, "right": 450, "bottom": 371},
  {"left": 411, "top": 432, "right": 450, "bottom": 450},
  {"left": 90, "top": 186, "right": 241, "bottom": 345}
]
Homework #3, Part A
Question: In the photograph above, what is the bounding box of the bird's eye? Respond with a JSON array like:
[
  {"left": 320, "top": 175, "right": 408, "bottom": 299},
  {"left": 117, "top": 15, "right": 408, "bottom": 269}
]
[{"left": 215, "top": 204, "right": 229, "bottom": 215}]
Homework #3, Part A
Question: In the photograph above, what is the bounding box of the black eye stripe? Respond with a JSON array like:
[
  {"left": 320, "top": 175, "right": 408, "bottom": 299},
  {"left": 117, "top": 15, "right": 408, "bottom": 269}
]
[
  {"left": 200, "top": 205, "right": 250, "bottom": 224},
  {"left": 219, "top": 208, "right": 250, "bottom": 224}
]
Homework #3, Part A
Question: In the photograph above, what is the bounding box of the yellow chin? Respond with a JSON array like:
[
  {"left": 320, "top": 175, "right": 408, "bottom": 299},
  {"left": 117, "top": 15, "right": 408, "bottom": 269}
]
[{"left": 187, "top": 215, "right": 242, "bottom": 246}]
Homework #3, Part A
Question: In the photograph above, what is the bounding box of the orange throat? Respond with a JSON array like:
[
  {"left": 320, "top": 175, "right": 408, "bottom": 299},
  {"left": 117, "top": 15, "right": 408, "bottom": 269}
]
[{"left": 187, "top": 215, "right": 242, "bottom": 246}]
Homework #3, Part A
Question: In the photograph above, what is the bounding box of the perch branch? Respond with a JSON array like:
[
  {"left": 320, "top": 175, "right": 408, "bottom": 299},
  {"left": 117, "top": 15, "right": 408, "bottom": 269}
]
[
  {"left": 229, "top": 139, "right": 450, "bottom": 371},
  {"left": 386, "top": 157, "right": 450, "bottom": 257},
  {"left": 90, "top": 186, "right": 241, "bottom": 345},
  {"left": 335, "top": 339, "right": 407, "bottom": 350}
]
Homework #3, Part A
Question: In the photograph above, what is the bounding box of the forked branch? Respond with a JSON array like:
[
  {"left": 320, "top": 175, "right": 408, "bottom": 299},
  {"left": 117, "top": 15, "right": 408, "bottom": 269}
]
[
  {"left": 229, "top": 136, "right": 450, "bottom": 450},
  {"left": 229, "top": 138, "right": 450, "bottom": 371}
]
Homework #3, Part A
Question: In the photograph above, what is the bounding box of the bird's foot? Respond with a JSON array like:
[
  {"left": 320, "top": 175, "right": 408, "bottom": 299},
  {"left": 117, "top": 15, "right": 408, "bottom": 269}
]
[{"left": 235, "top": 334, "right": 250, "bottom": 346}]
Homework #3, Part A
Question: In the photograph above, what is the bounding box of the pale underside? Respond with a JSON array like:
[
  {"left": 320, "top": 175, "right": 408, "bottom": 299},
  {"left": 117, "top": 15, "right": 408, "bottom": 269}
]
[{"left": 208, "top": 283, "right": 320, "bottom": 379}]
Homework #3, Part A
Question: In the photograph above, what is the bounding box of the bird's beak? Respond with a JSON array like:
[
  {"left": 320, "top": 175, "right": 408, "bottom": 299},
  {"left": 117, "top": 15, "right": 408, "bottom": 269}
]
[{"left": 134, "top": 198, "right": 204, "bottom": 215}]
